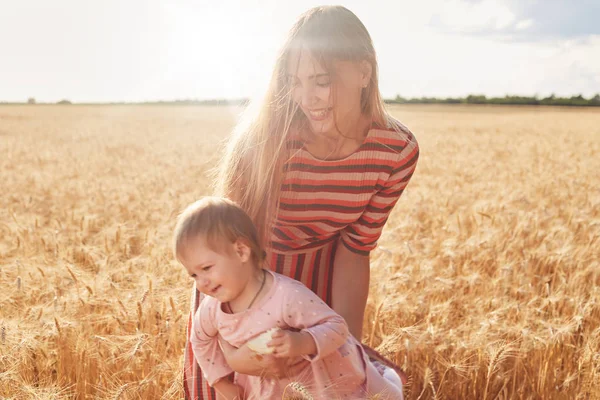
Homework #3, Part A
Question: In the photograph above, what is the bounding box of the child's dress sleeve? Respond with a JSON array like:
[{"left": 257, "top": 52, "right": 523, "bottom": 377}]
[
  {"left": 340, "top": 134, "right": 419, "bottom": 255},
  {"left": 190, "top": 297, "right": 234, "bottom": 386},
  {"left": 282, "top": 280, "right": 349, "bottom": 362}
]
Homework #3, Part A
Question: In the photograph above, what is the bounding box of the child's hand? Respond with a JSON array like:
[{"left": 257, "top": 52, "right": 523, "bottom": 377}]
[
  {"left": 219, "top": 335, "right": 308, "bottom": 378},
  {"left": 268, "top": 330, "right": 317, "bottom": 359}
]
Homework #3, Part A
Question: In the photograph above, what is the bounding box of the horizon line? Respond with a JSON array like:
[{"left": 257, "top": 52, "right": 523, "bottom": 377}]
[{"left": 2, "top": 92, "right": 599, "bottom": 105}]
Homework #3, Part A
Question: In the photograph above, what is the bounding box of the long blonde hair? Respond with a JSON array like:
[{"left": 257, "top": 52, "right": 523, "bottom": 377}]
[{"left": 215, "top": 5, "right": 403, "bottom": 246}]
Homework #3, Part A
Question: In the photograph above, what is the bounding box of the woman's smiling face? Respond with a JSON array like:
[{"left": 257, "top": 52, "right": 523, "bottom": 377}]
[{"left": 286, "top": 50, "right": 371, "bottom": 138}]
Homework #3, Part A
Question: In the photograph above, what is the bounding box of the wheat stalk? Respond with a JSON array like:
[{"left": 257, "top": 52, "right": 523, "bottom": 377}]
[
  {"left": 2, "top": 105, "right": 599, "bottom": 399},
  {"left": 282, "top": 382, "right": 313, "bottom": 400}
]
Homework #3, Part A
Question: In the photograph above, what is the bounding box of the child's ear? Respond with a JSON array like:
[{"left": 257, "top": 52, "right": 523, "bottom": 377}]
[{"left": 234, "top": 240, "right": 252, "bottom": 262}]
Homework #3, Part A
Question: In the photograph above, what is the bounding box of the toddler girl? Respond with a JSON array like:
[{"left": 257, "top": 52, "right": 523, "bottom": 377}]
[{"left": 174, "top": 197, "right": 403, "bottom": 400}]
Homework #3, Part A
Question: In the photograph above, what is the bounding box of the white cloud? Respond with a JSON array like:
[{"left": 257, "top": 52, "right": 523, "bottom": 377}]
[
  {"left": 431, "top": 0, "right": 516, "bottom": 32},
  {"left": 431, "top": 0, "right": 600, "bottom": 40},
  {"left": 515, "top": 19, "right": 534, "bottom": 31}
]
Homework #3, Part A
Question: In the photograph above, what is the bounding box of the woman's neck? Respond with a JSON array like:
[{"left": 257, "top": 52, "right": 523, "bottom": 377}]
[
  {"left": 327, "top": 112, "right": 370, "bottom": 140},
  {"left": 304, "top": 113, "right": 372, "bottom": 160}
]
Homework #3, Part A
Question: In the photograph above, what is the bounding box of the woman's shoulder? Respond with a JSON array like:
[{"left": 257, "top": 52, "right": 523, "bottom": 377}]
[
  {"left": 366, "top": 117, "right": 419, "bottom": 166},
  {"left": 369, "top": 117, "right": 418, "bottom": 148}
]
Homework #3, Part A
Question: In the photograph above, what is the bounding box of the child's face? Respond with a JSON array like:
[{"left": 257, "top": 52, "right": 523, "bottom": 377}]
[{"left": 179, "top": 235, "right": 253, "bottom": 304}]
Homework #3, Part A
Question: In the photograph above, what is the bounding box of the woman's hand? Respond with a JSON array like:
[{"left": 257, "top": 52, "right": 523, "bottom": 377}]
[{"left": 218, "top": 335, "right": 309, "bottom": 379}]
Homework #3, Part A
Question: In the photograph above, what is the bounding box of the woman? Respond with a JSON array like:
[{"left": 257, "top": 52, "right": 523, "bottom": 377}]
[{"left": 184, "top": 5, "right": 419, "bottom": 399}]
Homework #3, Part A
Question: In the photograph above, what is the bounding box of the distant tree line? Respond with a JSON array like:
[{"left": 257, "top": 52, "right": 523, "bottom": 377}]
[
  {"left": 386, "top": 94, "right": 600, "bottom": 107},
  {"left": 3, "top": 94, "right": 600, "bottom": 107},
  {"left": 124, "top": 99, "right": 250, "bottom": 106},
  {"left": 0, "top": 98, "right": 248, "bottom": 106}
]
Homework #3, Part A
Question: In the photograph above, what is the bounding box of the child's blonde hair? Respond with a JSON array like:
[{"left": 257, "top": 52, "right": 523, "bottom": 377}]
[
  {"left": 173, "top": 197, "right": 265, "bottom": 266},
  {"left": 215, "top": 6, "right": 405, "bottom": 246}
]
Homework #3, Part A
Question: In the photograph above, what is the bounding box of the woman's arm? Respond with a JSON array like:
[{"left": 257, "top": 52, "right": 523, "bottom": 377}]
[
  {"left": 331, "top": 241, "right": 370, "bottom": 339},
  {"left": 334, "top": 131, "right": 419, "bottom": 339}
]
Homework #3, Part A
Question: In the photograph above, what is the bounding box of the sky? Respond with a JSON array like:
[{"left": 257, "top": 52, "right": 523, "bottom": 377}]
[{"left": 1, "top": 0, "right": 599, "bottom": 103}]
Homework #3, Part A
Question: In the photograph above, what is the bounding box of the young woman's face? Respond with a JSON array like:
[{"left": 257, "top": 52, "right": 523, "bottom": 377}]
[
  {"left": 286, "top": 50, "right": 371, "bottom": 138},
  {"left": 179, "top": 235, "right": 253, "bottom": 304}
]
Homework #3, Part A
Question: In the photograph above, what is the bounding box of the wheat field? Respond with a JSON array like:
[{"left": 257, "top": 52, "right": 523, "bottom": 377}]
[{"left": 1, "top": 104, "right": 599, "bottom": 399}]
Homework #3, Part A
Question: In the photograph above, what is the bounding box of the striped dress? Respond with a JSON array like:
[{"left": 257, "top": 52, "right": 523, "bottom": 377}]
[{"left": 184, "top": 123, "right": 420, "bottom": 399}]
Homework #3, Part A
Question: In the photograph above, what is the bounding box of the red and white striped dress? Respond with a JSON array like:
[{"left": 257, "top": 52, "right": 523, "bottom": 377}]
[{"left": 184, "top": 124, "right": 419, "bottom": 399}]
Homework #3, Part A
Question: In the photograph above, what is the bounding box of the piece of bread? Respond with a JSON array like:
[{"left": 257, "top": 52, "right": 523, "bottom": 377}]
[{"left": 246, "top": 328, "right": 279, "bottom": 354}]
